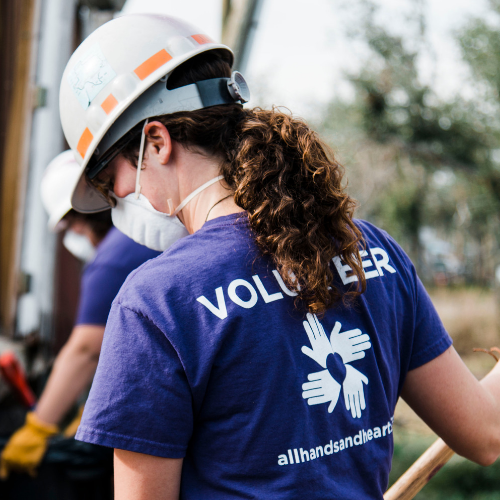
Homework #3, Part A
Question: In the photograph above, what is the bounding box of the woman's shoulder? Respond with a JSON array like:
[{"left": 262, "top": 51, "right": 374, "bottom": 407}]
[
  {"left": 355, "top": 219, "right": 408, "bottom": 256},
  {"left": 352, "top": 218, "right": 416, "bottom": 283},
  {"left": 113, "top": 213, "right": 256, "bottom": 308},
  {"left": 92, "top": 227, "right": 161, "bottom": 269},
  {"left": 354, "top": 219, "right": 392, "bottom": 242}
]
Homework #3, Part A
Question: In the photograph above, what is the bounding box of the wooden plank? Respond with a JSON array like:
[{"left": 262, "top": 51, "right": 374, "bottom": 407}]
[{"left": 0, "top": 0, "right": 41, "bottom": 336}]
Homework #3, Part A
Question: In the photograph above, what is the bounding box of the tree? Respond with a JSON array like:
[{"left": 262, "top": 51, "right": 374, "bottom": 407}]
[{"left": 318, "top": 1, "right": 500, "bottom": 283}]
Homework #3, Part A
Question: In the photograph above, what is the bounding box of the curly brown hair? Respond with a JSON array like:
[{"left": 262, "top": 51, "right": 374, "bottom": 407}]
[{"left": 110, "top": 52, "right": 366, "bottom": 313}]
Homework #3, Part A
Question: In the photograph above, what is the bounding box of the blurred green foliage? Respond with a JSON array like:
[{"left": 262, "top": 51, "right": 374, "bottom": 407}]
[
  {"left": 390, "top": 433, "right": 500, "bottom": 499},
  {"left": 458, "top": 0, "right": 500, "bottom": 100},
  {"left": 319, "top": 0, "right": 500, "bottom": 282},
  {"left": 317, "top": 4, "right": 500, "bottom": 496}
]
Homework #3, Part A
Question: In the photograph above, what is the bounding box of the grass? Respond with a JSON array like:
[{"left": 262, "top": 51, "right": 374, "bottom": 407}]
[{"left": 429, "top": 287, "right": 499, "bottom": 359}]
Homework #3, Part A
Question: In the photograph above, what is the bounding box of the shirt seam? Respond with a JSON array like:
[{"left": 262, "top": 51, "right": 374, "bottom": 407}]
[
  {"left": 76, "top": 426, "right": 186, "bottom": 454},
  {"left": 200, "top": 212, "right": 248, "bottom": 231},
  {"left": 200, "top": 219, "right": 248, "bottom": 231},
  {"left": 409, "top": 335, "right": 452, "bottom": 370}
]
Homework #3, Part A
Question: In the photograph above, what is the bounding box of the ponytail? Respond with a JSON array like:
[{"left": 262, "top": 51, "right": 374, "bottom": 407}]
[
  {"left": 120, "top": 54, "right": 366, "bottom": 313},
  {"left": 225, "top": 107, "right": 366, "bottom": 313}
]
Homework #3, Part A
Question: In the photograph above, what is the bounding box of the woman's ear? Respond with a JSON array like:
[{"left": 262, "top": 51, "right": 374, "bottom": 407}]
[{"left": 144, "top": 121, "right": 172, "bottom": 165}]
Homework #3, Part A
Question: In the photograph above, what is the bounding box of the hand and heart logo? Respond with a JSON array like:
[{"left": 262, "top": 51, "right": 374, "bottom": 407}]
[{"left": 301, "top": 314, "right": 372, "bottom": 419}]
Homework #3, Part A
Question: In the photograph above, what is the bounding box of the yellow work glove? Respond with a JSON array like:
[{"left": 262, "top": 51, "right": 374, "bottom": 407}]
[
  {"left": 0, "top": 412, "right": 59, "bottom": 479},
  {"left": 62, "top": 405, "right": 84, "bottom": 438}
]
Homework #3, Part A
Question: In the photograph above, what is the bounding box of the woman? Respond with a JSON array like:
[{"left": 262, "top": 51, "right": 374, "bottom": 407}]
[
  {"left": 0, "top": 151, "right": 161, "bottom": 479},
  {"left": 59, "top": 14, "right": 500, "bottom": 500}
]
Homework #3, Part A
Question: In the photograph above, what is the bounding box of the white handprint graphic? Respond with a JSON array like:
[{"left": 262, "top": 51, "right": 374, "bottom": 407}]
[
  {"left": 301, "top": 313, "right": 334, "bottom": 368},
  {"left": 329, "top": 321, "right": 372, "bottom": 364},
  {"left": 343, "top": 365, "right": 369, "bottom": 419},
  {"left": 302, "top": 369, "right": 341, "bottom": 413},
  {"left": 301, "top": 314, "right": 371, "bottom": 418}
]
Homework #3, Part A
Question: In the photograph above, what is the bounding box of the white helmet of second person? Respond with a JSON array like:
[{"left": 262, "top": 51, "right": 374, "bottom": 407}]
[
  {"left": 59, "top": 13, "right": 249, "bottom": 214},
  {"left": 40, "top": 150, "right": 81, "bottom": 231}
]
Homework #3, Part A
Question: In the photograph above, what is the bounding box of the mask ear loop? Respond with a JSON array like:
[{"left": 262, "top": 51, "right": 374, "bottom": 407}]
[
  {"left": 135, "top": 119, "right": 149, "bottom": 200},
  {"left": 169, "top": 175, "right": 224, "bottom": 217}
]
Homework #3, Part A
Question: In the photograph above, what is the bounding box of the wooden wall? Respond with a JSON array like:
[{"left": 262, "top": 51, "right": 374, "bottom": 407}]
[{"left": 0, "top": 0, "right": 41, "bottom": 335}]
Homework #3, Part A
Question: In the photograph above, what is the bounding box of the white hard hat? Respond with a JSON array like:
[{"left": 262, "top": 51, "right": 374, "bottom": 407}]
[
  {"left": 59, "top": 14, "right": 249, "bottom": 213},
  {"left": 40, "top": 150, "right": 81, "bottom": 231}
]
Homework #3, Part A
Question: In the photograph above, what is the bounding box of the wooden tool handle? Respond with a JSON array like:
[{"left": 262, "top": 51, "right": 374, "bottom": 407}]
[{"left": 384, "top": 438, "right": 455, "bottom": 500}]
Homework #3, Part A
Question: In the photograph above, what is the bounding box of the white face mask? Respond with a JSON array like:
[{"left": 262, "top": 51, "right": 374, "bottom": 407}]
[
  {"left": 110, "top": 119, "right": 223, "bottom": 251},
  {"left": 63, "top": 230, "right": 96, "bottom": 262},
  {"left": 112, "top": 193, "right": 189, "bottom": 251}
]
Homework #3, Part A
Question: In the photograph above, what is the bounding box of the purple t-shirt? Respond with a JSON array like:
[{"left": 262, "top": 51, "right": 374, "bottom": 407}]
[
  {"left": 75, "top": 227, "right": 160, "bottom": 326},
  {"left": 76, "top": 214, "right": 451, "bottom": 499}
]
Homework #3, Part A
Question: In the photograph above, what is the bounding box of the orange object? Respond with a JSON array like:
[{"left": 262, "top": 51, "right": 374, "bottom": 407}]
[
  {"left": 0, "top": 351, "right": 36, "bottom": 407},
  {"left": 76, "top": 127, "right": 93, "bottom": 158},
  {"left": 101, "top": 93, "right": 118, "bottom": 115},
  {"left": 192, "top": 34, "right": 213, "bottom": 45},
  {"left": 134, "top": 49, "right": 172, "bottom": 81}
]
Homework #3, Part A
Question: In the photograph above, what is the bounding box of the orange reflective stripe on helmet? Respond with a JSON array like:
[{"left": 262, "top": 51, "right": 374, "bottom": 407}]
[
  {"left": 77, "top": 128, "right": 93, "bottom": 158},
  {"left": 101, "top": 94, "right": 118, "bottom": 115},
  {"left": 134, "top": 49, "right": 173, "bottom": 81},
  {"left": 191, "top": 34, "right": 213, "bottom": 45}
]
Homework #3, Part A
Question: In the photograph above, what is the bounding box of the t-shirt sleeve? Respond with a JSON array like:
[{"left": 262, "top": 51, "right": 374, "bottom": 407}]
[
  {"left": 408, "top": 266, "right": 453, "bottom": 371},
  {"left": 75, "top": 302, "right": 193, "bottom": 458},
  {"left": 75, "top": 264, "right": 130, "bottom": 325}
]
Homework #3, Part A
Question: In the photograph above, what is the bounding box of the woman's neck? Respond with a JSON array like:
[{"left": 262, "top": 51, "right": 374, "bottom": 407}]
[
  {"left": 178, "top": 185, "right": 241, "bottom": 233},
  {"left": 169, "top": 146, "right": 242, "bottom": 233}
]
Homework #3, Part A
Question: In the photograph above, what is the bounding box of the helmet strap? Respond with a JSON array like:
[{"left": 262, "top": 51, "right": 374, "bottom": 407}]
[{"left": 134, "top": 119, "right": 149, "bottom": 199}]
